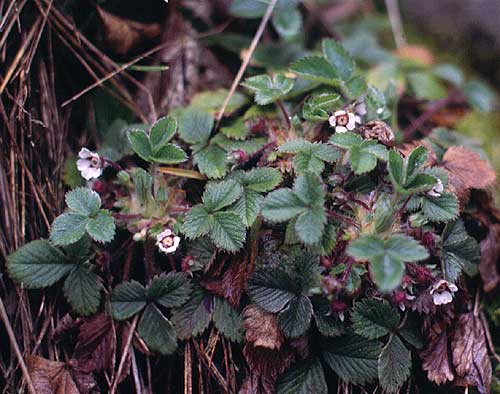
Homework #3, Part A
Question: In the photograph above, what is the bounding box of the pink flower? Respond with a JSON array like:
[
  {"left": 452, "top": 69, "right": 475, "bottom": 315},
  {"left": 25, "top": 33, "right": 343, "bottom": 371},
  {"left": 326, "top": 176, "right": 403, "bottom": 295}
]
[
  {"left": 427, "top": 178, "right": 444, "bottom": 197},
  {"left": 329, "top": 110, "right": 356, "bottom": 133},
  {"left": 156, "top": 229, "right": 181, "bottom": 254},
  {"left": 430, "top": 279, "right": 458, "bottom": 305},
  {"left": 77, "top": 148, "right": 103, "bottom": 180}
]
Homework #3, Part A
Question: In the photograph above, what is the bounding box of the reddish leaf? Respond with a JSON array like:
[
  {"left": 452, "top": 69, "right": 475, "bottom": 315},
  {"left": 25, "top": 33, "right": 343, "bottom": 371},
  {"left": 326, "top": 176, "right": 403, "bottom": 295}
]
[
  {"left": 243, "top": 305, "right": 284, "bottom": 350},
  {"left": 239, "top": 373, "right": 274, "bottom": 394},
  {"left": 451, "top": 313, "right": 492, "bottom": 394},
  {"left": 420, "top": 331, "right": 454, "bottom": 385},
  {"left": 478, "top": 224, "right": 500, "bottom": 292},
  {"left": 243, "top": 344, "right": 295, "bottom": 381}
]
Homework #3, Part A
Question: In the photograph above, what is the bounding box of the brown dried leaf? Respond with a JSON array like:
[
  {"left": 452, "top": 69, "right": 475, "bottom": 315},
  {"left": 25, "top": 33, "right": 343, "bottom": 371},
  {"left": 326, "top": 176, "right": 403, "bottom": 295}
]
[
  {"left": 420, "top": 330, "right": 454, "bottom": 385},
  {"left": 239, "top": 373, "right": 274, "bottom": 394},
  {"left": 442, "top": 146, "right": 496, "bottom": 190},
  {"left": 73, "top": 314, "right": 115, "bottom": 373},
  {"left": 243, "top": 305, "right": 284, "bottom": 350},
  {"left": 97, "top": 6, "right": 161, "bottom": 55},
  {"left": 243, "top": 344, "right": 295, "bottom": 381},
  {"left": 358, "top": 120, "right": 395, "bottom": 146},
  {"left": 451, "top": 313, "right": 492, "bottom": 394},
  {"left": 479, "top": 224, "right": 500, "bottom": 292}
]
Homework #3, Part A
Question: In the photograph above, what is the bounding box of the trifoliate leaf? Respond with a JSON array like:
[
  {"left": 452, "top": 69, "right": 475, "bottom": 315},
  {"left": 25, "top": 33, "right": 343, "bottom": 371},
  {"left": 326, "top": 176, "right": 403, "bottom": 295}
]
[
  {"left": 322, "top": 333, "right": 381, "bottom": 384},
  {"left": 147, "top": 273, "right": 192, "bottom": 308},
  {"left": 152, "top": 143, "right": 187, "bottom": 164},
  {"left": 294, "top": 207, "right": 326, "bottom": 245},
  {"left": 421, "top": 192, "right": 459, "bottom": 223},
  {"left": 202, "top": 179, "right": 243, "bottom": 212},
  {"left": 322, "top": 39, "right": 355, "bottom": 80},
  {"left": 247, "top": 269, "right": 298, "bottom": 313},
  {"left": 228, "top": 189, "right": 263, "bottom": 227},
  {"left": 212, "top": 297, "right": 244, "bottom": 342},
  {"left": 329, "top": 132, "right": 362, "bottom": 148},
  {"left": 193, "top": 144, "right": 228, "bottom": 179},
  {"left": 351, "top": 299, "right": 400, "bottom": 339},
  {"left": 183, "top": 205, "right": 212, "bottom": 239},
  {"left": 220, "top": 118, "right": 249, "bottom": 140},
  {"left": 276, "top": 358, "right": 328, "bottom": 394},
  {"left": 406, "top": 146, "right": 428, "bottom": 179},
  {"left": 65, "top": 188, "right": 101, "bottom": 216},
  {"left": 312, "top": 297, "right": 344, "bottom": 337},
  {"left": 177, "top": 108, "right": 214, "bottom": 145},
  {"left": 127, "top": 129, "right": 153, "bottom": 161},
  {"left": 7, "top": 240, "right": 72, "bottom": 288},
  {"left": 279, "top": 139, "right": 340, "bottom": 175},
  {"left": 212, "top": 134, "right": 267, "bottom": 155},
  {"left": 262, "top": 188, "right": 307, "bottom": 222},
  {"left": 294, "top": 172, "right": 325, "bottom": 206},
  {"left": 171, "top": 288, "right": 212, "bottom": 339},
  {"left": 290, "top": 56, "right": 341, "bottom": 85},
  {"left": 231, "top": 167, "right": 282, "bottom": 192},
  {"left": 63, "top": 267, "right": 102, "bottom": 316},
  {"left": 50, "top": 213, "right": 89, "bottom": 246},
  {"left": 210, "top": 211, "right": 246, "bottom": 252},
  {"left": 242, "top": 73, "right": 294, "bottom": 105},
  {"left": 378, "top": 335, "right": 411, "bottom": 393},
  {"left": 138, "top": 304, "right": 177, "bottom": 355},
  {"left": 111, "top": 280, "right": 147, "bottom": 320},
  {"left": 388, "top": 148, "right": 437, "bottom": 195},
  {"left": 150, "top": 116, "right": 176, "bottom": 152},
  {"left": 85, "top": 210, "right": 115, "bottom": 243},
  {"left": 277, "top": 295, "right": 313, "bottom": 338}
]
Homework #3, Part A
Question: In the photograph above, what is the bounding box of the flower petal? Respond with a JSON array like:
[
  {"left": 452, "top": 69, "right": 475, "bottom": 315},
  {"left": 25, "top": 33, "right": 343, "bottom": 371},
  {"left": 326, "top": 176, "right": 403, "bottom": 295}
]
[
  {"left": 78, "top": 148, "right": 92, "bottom": 159},
  {"left": 335, "top": 126, "right": 348, "bottom": 133},
  {"left": 346, "top": 113, "right": 356, "bottom": 130},
  {"left": 328, "top": 115, "right": 337, "bottom": 127},
  {"left": 334, "top": 110, "right": 346, "bottom": 117}
]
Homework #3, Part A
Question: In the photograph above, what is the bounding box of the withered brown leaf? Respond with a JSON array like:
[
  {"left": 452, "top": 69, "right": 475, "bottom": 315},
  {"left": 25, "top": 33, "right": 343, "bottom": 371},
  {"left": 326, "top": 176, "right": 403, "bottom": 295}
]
[
  {"left": 242, "top": 344, "right": 295, "bottom": 382},
  {"left": 451, "top": 313, "right": 492, "bottom": 394},
  {"left": 420, "top": 331, "right": 454, "bottom": 385},
  {"left": 243, "top": 305, "right": 284, "bottom": 350},
  {"left": 478, "top": 224, "right": 500, "bottom": 292}
]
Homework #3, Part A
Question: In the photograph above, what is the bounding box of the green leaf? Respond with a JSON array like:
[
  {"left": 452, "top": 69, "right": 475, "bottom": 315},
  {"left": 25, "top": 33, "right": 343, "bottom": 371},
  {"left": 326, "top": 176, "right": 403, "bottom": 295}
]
[
  {"left": 228, "top": 189, "right": 263, "bottom": 227},
  {"left": 322, "top": 333, "right": 381, "bottom": 384},
  {"left": 150, "top": 116, "right": 176, "bottom": 152},
  {"left": 293, "top": 172, "right": 325, "bottom": 206},
  {"left": 349, "top": 144, "right": 377, "bottom": 174},
  {"left": 329, "top": 132, "right": 362, "bottom": 148},
  {"left": 272, "top": 6, "right": 302, "bottom": 39},
  {"left": 127, "top": 129, "right": 153, "bottom": 161},
  {"left": 152, "top": 144, "right": 187, "bottom": 164},
  {"left": 111, "top": 280, "right": 147, "bottom": 320},
  {"left": 7, "top": 240, "right": 72, "bottom": 288},
  {"left": 421, "top": 192, "right": 459, "bottom": 223},
  {"left": 278, "top": 295, "right": 313, "bottom": 338},
  {"left": 276, "top": 359, "right": 327, "bottom": 394},
  {"left": 63, "top": 267, "right": 102, "bottom": 316},
  {"left": 189, "top": 89, "right": 248, "bottom": 116},
  {"left": 50, "top": 213, "right": 89, "bottom": 246},
  {"left": 406, "top": 146, "right": 429, "bottom": 179},
  {"left": 147, "top": 273, "right": 192, "bottom": 308},
  {"left": 262, "top": 188, "right": 307, "bottom": 222},
  {"left": 322, "top": 39, "right": 355, "bottom": 80},
  {"left": 177, "top": 108, "right": 214, "bottom": 145},
  {"left": 294, "top": 207, "right": 326, "bottom": 245},
  {"left": 242, "top": 74, "right": 294, "bottom": 105},
  {"left": 171, "top": 288, "right": 212, "bottom": 339},
  {"left": 464, "top": 79, "right": 497, "bottom": 112},
  {"left": 279, "top": 140, "right": 340, "bottom": 175},
  {"left": 378, "top": 335, "right": 411, "bottom": 393},
  {"left": 202, "top": 179, "right": 243, "bottom": 212},
  {"left": 351, "top": 299, "right": 400, "bottom": 339},
  {"left": 441, "top": 219, "right": 480, "bottom": 281},
  {"left": 183, "top": 205, "right": 212, "bottom": 239},
  {"left": 212, "top": 297, "right": 244, "bottom": 342},
  {"left": 220, "top": 118, "right": 249, "bottom": 140},
  {"left": 138, "top": 304, "right": 178, "bottom": 355},
  {"left": 210, "top": 211, "right": 246, "bottom": 252},
  {"left": 399, "top": 312, "right": 424, "bottom": 349},
  {"left": 65, "top": 188, "right": 101, "bottom": 216},
  {"left": 232, "top": 167, "right": 282, "bottom": 192},
  {"left": 247, "top": 269, "right": 297, "bottom": 313},
  {"left": 85, "top": 210, "right": 115, "bottom": 243},
  {"left": 407, "top": 71, "right": 447, "bottom": 100},
  {"left": 433, "top": 63, "right": 464, "bottom": 86},
  {"left": 313, "top": 297, "right": 344, "bottom": 337},
  {"left": 193, "top": 144, "right": 228, "bottom": 179},
  {"left": 290, "top": 56, "right": 341, "bottom": 85}
]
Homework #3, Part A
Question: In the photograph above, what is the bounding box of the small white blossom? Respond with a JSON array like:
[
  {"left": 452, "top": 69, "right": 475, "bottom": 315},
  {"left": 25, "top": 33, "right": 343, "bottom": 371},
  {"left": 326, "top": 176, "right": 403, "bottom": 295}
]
[
  {"left": 329, "top": 110, "right": 356, "bottom": 133},
  {"left": 77, "top": 148, "right": 103, "bottom": 180},
  {"left": 156, "top": 229, "right": 180, "bottom": 254},
  {"left": 430, "top": 279, "right": 458, "bottom": 306},
  {"left": 427, "top": 178, "right": 444, "bottom": 197}
]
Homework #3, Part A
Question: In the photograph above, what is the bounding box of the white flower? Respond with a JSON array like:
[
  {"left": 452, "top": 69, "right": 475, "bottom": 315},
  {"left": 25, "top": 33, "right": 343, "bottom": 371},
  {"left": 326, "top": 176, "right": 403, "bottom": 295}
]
[
  {"left": 427, "top": 178, "right": 444, "bottom": 197},
  {"left": 430, "top": 279, "right": 458, "bottom": 306},
  {"left": 77, "top": 148, "right": 103, "bottom": 180},
  {"left": 329, "top": 110, "right": 356, "bottom": 133},
  {"left": 156, "top": 229, "right": 180, "bottom": 254}
]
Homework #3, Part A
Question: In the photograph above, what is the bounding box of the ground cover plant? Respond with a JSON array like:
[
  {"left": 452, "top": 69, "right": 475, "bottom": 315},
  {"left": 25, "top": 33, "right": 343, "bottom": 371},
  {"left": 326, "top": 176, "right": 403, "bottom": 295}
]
[{"left": 1, "top": 1, "right": 500, "bottom": 393}]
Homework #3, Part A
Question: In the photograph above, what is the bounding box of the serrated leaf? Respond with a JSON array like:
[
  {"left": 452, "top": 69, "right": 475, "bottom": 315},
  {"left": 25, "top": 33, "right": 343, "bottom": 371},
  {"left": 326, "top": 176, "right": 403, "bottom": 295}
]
[
  {"left": 329, "top": 132, "right": 362, "bottom": 148},
  {"left": 349, "top": 144, "right": 377, "bottom": 174},
  {"left": 388, "top": 151, "right": 405, "bottom": 186},
  {"left": 280, "top": 140, "right": 340, "bottom": 175},
  {"left": 406, "top": 146, "right": 429, "bottom": 179},
  {"left": 242, "top": 73, "right": 294, "bottom": 105},
  {"left": 331, "top": 133, "right": 387, "bottom": 174},
  {"left": 152, "top": 143, "right": 187, "bottom": 164},
  {"left": 127, "top": 129, "right": 152, "bottom": 161},
  {"left": 233, "top": 167, "right": 282, "bottom": 192},
  {"left": 421, "top": 192, "right": 459, "bottom": 223},
  {"left": 183, "top": 205, "right": 212, "bottom": 239},
  {"left": 63, "top": 267, "right": 102, "bottom": 316},
  {"left": 351, "top": 299, "right": 400, "bottom": 339},
  {"left": 290, "top": 56, "right": 341, "bottom": 85},
  {"left": 295, "top": 207, "right": 326, "bottom": 245},
  {"left": 262, "top": 188, "right": 307, "bottom": 222},
  {"left": 111, "top": 280, "right": 147, "bottom": 320},
  {"left": 322, "top": 39, "right": 354, "bottom": 80},
  {"left": 378, "top": 335, "right": 411, "bottom": 393},
  {"left": 213, "top": 297, "right": 243, "bottom": 342},
  {"left": 276, "top": 358, "right": 327, "bottom": 394},
  {"left": 193, "top": 144, "right": 228, "bottom": 179},
  {"left": 150, "top": 116, "right": 176, "bottom": 152},
  {"left": 177, "top": 108, "right": 214, "bottom": 145},
  {"left": 210, "top": 211, "right": 246, "bottom": 252},
  {"left": 138, "top": 304, "right": 177, "bottom": 355},
  {"left": 86, "top": 210, "right": 115, "bottom": 243},
  {"left": 313, "top": 297, "right": 343, "bottom": 337},
  {"left": 202, "top": 179, "right": 243, "bottom": 212},
  {"left": 293, "top": 172, "right": 325, "bottom": 206},
  {"left": 50, "top": 213, "right": 89, "bottom": 246},
  {"left": 229, "top": 189, "right": 263, "bottom": 227},
  {"left": 247, "top": 269, "right": 298, "bottom": 313},
  {"left": 171, "top": 288, "right": 212, "bottom": 339},
  {"left": 147, "top": 273, "right": 192, "bottom": 308},
  {"left": 277, "top": 295, "right": 313, "bottom": 338},
  {"left": 65, "top": 188, "right": 101, "bottom": 216},
  {"left": 322, "top": 333, "right": 381, "bottom": 384},
  {"left": 220, "top": 118, "right": 249, "bottom": 140},
  {"left": 7, "top": 240, "right": 72, "bottom": 288}
]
